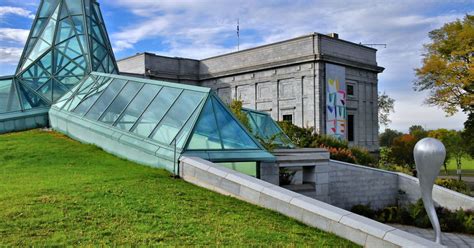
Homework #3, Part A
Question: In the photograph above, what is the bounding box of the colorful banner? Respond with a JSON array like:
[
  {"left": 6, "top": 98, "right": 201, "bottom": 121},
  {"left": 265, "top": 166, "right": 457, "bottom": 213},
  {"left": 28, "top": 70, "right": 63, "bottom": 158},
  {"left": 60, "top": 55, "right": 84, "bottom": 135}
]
[{"left": 326, "top": 64, "right": 346, "bottom": 140}]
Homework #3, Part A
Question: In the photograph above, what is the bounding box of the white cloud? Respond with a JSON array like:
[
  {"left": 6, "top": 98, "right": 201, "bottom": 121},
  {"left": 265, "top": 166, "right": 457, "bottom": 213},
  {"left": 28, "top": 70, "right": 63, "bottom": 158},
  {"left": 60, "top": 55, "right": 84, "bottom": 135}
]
[
  {"left": 106, "top": 0, "right": 472, "bottom": 131},
  {"left": 0, "top": 28, "right": 29, "bottom": 43},
  {"left": 0, "top": 6, "right": 35, "bottom": 19},
  {"left": 0, "top": 47, "right": 22, "bottom": 64}
]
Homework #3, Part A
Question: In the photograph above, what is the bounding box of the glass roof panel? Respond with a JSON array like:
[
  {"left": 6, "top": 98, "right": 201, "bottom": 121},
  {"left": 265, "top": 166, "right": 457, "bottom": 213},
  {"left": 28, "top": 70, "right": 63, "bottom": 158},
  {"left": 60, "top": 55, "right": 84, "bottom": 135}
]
[
  {"left": 131, "top": 87, "right": 182, "bottom": 137},
  {"left": 84, "top": 79, "right": 127, "bottom": 120},
  {"left": 187, "top": 98, "right": 222, "bottom": 150},
  {"left": 114, "top": 84, "right": 162, "bottom": 131},
  {"left": 0, "top": 78, "right": 21, "bottom": 113},
  {"left": 212, "top": 96, "right": 259, "bottom": 150},
  {"left": 99, "top": 82, "right": 142, "bottom": 124},
  {"left": 72, "top": 77, "right": 112, "bottom": 115},
  {"left": 150, "top": 90, "right": 204, "bottom": 145},
  {"left": 39, "top": 0, "right": 59, "bottom": 18},
  {"left": 244, "top": 109, "right": 294, "bottom": 148}
]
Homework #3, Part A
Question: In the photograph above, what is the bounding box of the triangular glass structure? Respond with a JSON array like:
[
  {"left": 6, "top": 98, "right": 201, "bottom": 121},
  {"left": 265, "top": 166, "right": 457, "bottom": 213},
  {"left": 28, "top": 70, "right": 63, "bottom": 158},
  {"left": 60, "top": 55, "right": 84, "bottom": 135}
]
[
  {"left": 0, "top": 0, "right": 118, "bottom": 116},
  {"left": 242, "top": 108, "right": 295, "bottom": 148},
  {"left": 50, "top": 73, "right": 274, "bottom": 174}
]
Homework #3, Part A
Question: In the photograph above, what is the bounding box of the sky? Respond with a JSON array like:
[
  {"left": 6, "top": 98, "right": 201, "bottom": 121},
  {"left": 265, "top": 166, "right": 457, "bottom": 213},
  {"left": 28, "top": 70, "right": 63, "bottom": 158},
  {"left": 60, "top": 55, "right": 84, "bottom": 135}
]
[{"left": 0, "top": 0, "right": 473, "bottom": 133}]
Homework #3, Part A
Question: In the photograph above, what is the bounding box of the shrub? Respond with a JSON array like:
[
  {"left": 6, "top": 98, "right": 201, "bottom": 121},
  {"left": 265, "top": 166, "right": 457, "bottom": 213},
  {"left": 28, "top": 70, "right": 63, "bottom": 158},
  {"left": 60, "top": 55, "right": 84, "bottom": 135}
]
[
  {"left": 351, "top": 200, "right": 474, "bottom": 235},
  {"left": 277, "top": 121, "right": 317, "bottom": 148},
  {"left": 321, "top": 145, "right": 356, "bottom": 163},
  {"left": 435, "top": 178, "right": 471, "bottom": 196},
  {"left": 350, "top": 146, "right": 375, "bottom": 166},
  {"left": 312, "top": 135, "right": 348, "bottom": 149}
]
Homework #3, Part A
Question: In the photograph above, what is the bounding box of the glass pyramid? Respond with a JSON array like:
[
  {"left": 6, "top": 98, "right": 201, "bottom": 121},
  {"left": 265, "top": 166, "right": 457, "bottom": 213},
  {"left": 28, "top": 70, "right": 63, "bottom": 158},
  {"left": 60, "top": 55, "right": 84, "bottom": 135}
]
[
  {"left": 51, "top": 72, "right": 274, "bottom": 173},
  {"left": 242, "top": 108, "right": 294, "bottom": 148},
  {"left": 0, "top": 0, "right": 117, "bottom": 115}
]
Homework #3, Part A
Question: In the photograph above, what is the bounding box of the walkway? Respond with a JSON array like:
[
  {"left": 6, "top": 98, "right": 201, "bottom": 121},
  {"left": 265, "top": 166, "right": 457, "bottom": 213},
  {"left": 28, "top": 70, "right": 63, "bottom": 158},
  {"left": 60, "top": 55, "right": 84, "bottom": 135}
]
[{"left": 392, "top": 224, "right": 474, "bottom": 248}]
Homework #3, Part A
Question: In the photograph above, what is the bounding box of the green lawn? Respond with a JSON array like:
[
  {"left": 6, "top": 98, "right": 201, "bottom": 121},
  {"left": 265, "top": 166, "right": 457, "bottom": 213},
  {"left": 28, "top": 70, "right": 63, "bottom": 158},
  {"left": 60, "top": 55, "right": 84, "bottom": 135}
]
[
  {"left": 0, "top": 130, "right": 356, "bottom": 247},
  {"left": 445, "top": 156, "right": 474, "bottom": 170}
]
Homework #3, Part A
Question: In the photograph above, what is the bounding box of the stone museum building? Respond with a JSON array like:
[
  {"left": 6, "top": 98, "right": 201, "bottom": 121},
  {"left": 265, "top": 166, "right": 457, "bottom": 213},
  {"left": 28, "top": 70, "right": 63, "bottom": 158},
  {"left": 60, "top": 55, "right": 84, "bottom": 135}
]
[{"left": 118, "top": 33, "right": 385, "bottom": 151}]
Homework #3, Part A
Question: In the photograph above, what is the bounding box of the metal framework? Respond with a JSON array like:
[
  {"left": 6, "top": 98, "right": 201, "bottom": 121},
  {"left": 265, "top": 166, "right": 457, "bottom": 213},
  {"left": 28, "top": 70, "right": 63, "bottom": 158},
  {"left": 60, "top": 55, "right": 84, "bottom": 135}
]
[
  {"left": 0, "top": 0, "right": 117, "bottom": 115},
  {"left": 51, "top": 72, "right": 274, "bottom": 174}
]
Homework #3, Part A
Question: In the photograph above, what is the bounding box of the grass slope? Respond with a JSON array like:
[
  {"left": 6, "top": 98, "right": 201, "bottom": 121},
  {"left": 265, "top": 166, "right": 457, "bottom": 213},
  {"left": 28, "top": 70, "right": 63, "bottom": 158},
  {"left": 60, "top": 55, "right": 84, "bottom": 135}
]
[{"left": 0, "top": 130, "right": 357, "bottom": 246}]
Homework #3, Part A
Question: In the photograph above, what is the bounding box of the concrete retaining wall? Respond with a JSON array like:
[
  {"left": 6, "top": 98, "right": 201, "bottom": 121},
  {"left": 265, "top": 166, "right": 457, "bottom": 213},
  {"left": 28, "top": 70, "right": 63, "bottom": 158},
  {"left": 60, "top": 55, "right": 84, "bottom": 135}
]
[
  {"left": 398, "top": 173, "right": 474, "bottom": 211},
  {"left": 0, "top": 108, "right": 49, "bottom": 134},
  {"left": 323, "top": 160, "right": 474, "bottom": 211},
  {"left": 180, "top": 156, "right": 442, "bottom": 248},
  {"left": 323, "top": 160, "right": 399, "bottom": 209}
]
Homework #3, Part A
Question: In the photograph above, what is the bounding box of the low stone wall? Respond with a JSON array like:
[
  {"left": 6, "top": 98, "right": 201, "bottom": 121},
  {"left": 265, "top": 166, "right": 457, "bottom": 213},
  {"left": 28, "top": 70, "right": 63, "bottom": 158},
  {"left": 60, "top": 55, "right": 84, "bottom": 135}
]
[
  {"left": 322, "top": 160, "right": 399, "bottom": 210},
  {"left": 179, "top": 156, "right": 442, "bottom": 248},
  {"left": 0, "top": 108, "right": 49, "bottom": 134},
  {"left": 398, "top": 173, "right": 474, "bottom": 211},
  {"left": 323, "top": 160, "right": 474, "bottom": 211}
]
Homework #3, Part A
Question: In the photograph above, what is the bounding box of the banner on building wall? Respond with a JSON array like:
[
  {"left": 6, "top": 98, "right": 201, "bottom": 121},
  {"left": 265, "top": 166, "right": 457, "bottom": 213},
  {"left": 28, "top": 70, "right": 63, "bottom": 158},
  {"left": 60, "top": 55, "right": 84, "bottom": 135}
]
[{"left": 326, "top": 64, "right": 347, "bottom": 140}]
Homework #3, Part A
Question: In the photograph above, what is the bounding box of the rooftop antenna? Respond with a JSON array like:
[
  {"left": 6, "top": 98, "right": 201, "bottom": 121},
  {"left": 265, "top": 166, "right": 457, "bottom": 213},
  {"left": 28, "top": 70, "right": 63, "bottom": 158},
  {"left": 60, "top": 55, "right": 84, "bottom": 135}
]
[{"left": 237, "top": 18, "right": 240, "bottom": 51}]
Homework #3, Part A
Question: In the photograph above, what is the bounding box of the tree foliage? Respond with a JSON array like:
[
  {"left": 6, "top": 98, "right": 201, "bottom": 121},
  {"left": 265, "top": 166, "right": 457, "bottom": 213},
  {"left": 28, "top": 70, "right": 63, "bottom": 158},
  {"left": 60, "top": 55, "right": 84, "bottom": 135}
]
[
  {"left": 379, "top": 128, "right": 403, "bottom": 147},
  {"left": 414, "top": 15, "right": 474, "bottom": 115},
  {"left": 462, "top": 112, "right": 474, "bottom": 158},
  {"left": 229, "top": 99, "right": 252, "bottom": 133},
  {"left": 378, "top": 92, "right": 395, "bottom": 127},
  {"left": 391, "top": 134, "right": 418, "bottom": 168}
]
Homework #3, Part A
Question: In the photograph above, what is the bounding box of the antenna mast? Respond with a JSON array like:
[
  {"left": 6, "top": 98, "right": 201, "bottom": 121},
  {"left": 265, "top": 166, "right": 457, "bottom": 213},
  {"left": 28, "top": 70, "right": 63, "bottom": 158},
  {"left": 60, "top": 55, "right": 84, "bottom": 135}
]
[{"left": 237, "top": 19, "right": 240, "bottom": 51}]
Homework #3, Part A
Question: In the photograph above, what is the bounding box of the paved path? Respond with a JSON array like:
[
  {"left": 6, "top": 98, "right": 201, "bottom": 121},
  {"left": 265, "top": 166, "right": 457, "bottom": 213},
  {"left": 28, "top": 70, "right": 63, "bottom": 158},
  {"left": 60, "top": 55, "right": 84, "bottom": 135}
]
[{"left": 392, "top": 224, "right": 474, "bottom": 248}]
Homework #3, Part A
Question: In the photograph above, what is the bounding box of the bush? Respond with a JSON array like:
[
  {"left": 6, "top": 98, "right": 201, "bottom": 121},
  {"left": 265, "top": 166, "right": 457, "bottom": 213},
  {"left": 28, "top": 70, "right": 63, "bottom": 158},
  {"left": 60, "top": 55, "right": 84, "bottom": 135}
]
[
  {"left": 351, "top": 200, "right": 474, "bottom": 235},
  {"left": 435, "top": 178, "right": 471, "bottom": 196},
  {"left": 312, "top": 135, "right": 348, "bottom": 149},
  {"left": 350, "top": 146, "right": 375, "bottom": 166},
  {"left": 321, "top": 145, "right": 356, "bottom": 163},
  {"left": 277, "top": 121, "right": 317, "bottom": 148}
]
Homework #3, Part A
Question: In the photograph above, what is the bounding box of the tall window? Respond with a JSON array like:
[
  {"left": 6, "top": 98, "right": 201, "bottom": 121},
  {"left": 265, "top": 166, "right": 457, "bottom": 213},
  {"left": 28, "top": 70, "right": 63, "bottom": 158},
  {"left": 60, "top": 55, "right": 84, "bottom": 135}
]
[
  {"left": 347, "top": 85, "right": 355, "bottom": 96},
  {"left": 348, "top": 114, "right": 354, "bottom": 142}
]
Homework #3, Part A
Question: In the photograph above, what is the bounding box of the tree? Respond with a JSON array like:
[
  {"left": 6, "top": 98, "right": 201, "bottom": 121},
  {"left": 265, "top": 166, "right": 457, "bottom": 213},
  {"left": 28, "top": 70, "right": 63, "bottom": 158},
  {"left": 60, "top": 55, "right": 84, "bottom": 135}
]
[
  {"left": 391, "top": 134, "right": 418, "bottom": 168},
  {"left": 414, "top": 15, "right": 474, "bottom": 115},
  {"left": 379, "top": 128, "right": 403, "bottom": 147},
  {"left": 378, "top": 92, "right": 395, "bottom": 127},
  {"left": 462, "top": 112, "right": 474, "bottom": 158},
  {"left": 445, "top": 131, "right": 466, "bottom": 181},
  {"left": 409, "top": 125, "right": 428, "bottom": 141},
  {"left": 428, "top": 128, "right": 454, "bottom": 174},
  {"left": 229, "top": 99, "right": 252, "bottom": 133}
]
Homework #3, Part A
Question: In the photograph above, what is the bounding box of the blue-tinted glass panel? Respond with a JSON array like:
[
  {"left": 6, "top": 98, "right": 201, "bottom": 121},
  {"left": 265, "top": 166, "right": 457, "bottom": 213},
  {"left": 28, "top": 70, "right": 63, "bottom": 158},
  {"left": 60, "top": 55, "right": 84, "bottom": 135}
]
[
  {"left": 174, "top": 109, "right": 199, "bottom": 149},
  {"left": 219, "top": 162, "right": 257, "bottom": 177},
  {"left": 56, "top": 18, "right": 76, "bottom": 44},
  {"left": 99, "top": 82, "right": 142, "bottom": 124},
  {"left": 0, "top": 79, "right": 21, "bottom": 113},
  {"left": 187, "top": 98, "right": 222, "bottom": 150},
  {"left": 131, "top": 87, "right": 182, "bottom": 137},
  {"left": 18, "top": 83, "right": 48, "bottom": 110},
  {"left": 63, "top": 76, "right": 95, "bottom": 110},
  {"left": 84, "top": 79, "right": 127, "bottom": 120},
  {"left": 212, "top": 97, "right": 259, "bottom": 149},
  {"left": 38, "top": 80, "right": 53, "bottom": 101},
  {"left": 65, "top": 0, "right": 83, "bottom": 15},
  {"left": 151, "top": 90, "right": 204, "bottom": 144},
  {"left": 72, "top": 77, "right": 112, "bottom": 115},
  {"left": 114, "top": 84, "right": 162, "bottom": 131},
  {"left": 39, "top": 0, "right": 59, "bottom": 18}
]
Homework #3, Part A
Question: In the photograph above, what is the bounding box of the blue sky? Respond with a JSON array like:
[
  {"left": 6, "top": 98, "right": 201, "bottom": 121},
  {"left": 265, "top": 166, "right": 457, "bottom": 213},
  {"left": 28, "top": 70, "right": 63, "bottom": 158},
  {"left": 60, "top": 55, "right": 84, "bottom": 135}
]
[{"left": 1, "top": 0, "right": 473, "bottom": 132}]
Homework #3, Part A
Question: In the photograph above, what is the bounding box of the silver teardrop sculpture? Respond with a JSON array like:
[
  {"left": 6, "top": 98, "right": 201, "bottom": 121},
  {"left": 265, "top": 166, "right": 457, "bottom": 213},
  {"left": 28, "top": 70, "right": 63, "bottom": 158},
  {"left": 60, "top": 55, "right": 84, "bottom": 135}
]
[{"left": 413, "top": 138, "right": 446, "bottom": 244}]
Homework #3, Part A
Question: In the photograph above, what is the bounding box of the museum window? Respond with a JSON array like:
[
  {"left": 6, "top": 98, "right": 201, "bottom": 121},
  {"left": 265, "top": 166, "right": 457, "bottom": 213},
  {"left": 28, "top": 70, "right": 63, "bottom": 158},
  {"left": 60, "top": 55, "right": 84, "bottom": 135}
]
[
  {"left": 347, "top": 84, "right": 355, "bottom": 96},
  {"left": 282, "top": 114, "right": 293, "bottom": 123},
  {"left": 348, "top": 114, "right": 354, "bottom": 142}
]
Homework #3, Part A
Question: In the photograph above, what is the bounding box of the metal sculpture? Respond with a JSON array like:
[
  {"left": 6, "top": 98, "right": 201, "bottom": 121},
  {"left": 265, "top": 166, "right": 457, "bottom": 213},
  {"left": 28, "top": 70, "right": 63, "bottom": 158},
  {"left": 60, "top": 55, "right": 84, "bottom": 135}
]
[{"left": 413, "top": 138, "right": 446, "bottom": 244}]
